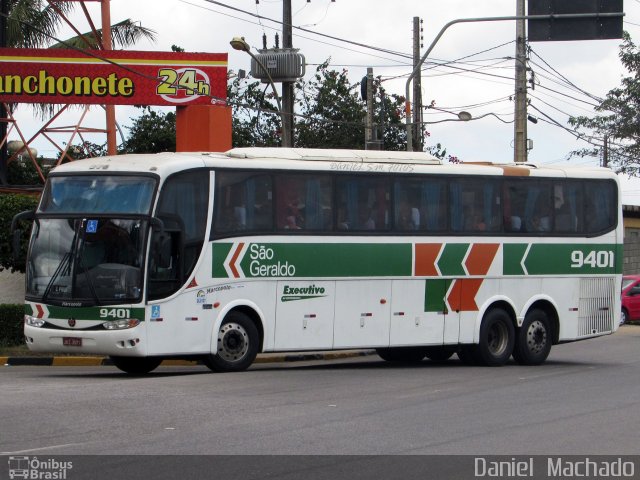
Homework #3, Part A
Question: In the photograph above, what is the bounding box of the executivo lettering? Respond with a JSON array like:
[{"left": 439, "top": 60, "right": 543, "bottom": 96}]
[{"left": 281, "top": 284, "right": 327, "bottom": 302}]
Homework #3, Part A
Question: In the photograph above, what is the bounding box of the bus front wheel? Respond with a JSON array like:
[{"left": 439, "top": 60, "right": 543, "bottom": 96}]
[
  {"left": 110, "top": 356, "right": 162, "bottom": 375},
  {"left": 476, "top": 309, "right": 515, "bottom": 366},
  {"left": 513, "top": 309, "right": 552, "bottom": 365},
  {"left": 204, "top": 311, "right": 259, "bottom": 372}
]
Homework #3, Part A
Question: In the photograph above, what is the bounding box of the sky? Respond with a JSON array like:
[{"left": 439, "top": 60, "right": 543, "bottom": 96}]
[{"left": 9, "top": 0, "right": 640, "bottom": 203}]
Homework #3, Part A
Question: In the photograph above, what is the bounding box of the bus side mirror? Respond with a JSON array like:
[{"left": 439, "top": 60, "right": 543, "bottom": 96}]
[{"left": 10, "top": 210, "right": 35, "bottom": 261}]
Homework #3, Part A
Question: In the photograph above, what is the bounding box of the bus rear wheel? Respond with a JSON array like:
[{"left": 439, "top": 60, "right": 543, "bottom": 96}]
[
  {"left": 204, "top": 311, "right": 259, "bottom": 372},
  {"left": 110, "top": 356, "right": 162, "bottom": 375},
  {"left": 376, "top": 347, "right": 425, "bottom": 363},
  {"left": 476, "top": 309, "right": 515, "bottom": 366},
  {"left": 513, "top": 309, "right": 552, "bottom": 365}
]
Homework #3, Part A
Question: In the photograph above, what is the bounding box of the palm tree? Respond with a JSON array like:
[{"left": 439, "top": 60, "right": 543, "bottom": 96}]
[{"left": 7, "top": 1, "right": 156, "bottom": 49}]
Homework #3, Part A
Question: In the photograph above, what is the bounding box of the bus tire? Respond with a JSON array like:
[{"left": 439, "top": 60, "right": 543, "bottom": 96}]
[
  {"left": 513, "top": 308, "right": 552, "bottom": 365},
  {"left": 110, "top": 356, "right": 162, "bottom": 375},
  {"left": 476, "top": 308, "right": 515, "bottom": 366},
  {"left": 457, "top": 346, "right": 479, "bottom": 365},
  {"left": 204, "top": 311, "right": 259, "bottom": 372},
  {"left": 376, "top": 347, "right": 425, "bottom": 363},
  {"left": 424, "top": 346, "right": 455, "bottom": 363}
]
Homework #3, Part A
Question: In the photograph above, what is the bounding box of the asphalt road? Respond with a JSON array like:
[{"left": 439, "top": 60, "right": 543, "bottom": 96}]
[{"left": 1, "top": 325, "right": 639, "bottom": 457}]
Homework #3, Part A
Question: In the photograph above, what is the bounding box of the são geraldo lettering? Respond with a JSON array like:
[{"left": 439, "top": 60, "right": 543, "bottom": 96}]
[{"left": 248, "top": 244, "right": 295, "bottom": 277}]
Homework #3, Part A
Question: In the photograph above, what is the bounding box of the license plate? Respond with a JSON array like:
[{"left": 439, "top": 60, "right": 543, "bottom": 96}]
[{"left": 62, "top": 337, "right": 82, "bottom": 347}]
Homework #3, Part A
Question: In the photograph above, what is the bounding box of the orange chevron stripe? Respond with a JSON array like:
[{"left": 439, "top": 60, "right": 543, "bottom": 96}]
[
  {"left": 229, "top": 243, "right": 244, "bottom": 278},
  {"left": 465, "top": 243, "right": 499, "bottom": 275},
  {"left": 447, "top": 278, "right": 484, "bottom": 312},
  {"left": 415, "top": 243, "right": 442, "bottom": 276}
]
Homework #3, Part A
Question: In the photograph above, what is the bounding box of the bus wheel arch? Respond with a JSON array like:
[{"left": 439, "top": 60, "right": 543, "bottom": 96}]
[{"left": 204, "top": 305, "right": 264, "bottom": 372}]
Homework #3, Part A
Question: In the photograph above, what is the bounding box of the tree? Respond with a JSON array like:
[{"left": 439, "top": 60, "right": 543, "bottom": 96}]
[
  {"left": 7, "top": 1, "right": 155, "bottom": 49},
  {"left": 569, "top": 32, "right": 640, "bottom": 174},
  {"left": 295, "top": 62, "right": 412, "bottom": 150},
  {"left": 295, "top": 61, "right": 366, "bottom": 149},
  {"left": 0, "top": 193, "right": 38, "bottom": 273},
  {"left": 120, "top": 107, "right": 176, "bottom": 154},
  {"left": 227, "top": 71, "right": 281, "bottom": 147},
  {"left": 90, "top": 63, "right": 452, "bottom": 155}
]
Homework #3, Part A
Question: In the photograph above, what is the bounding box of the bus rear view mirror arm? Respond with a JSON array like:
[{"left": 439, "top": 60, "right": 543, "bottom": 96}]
[
  {"left": 10, "top": 210, "right": 35, "bottom": 262},
  {"left": 150, "top": 217, "right": 173, "bottom": 270}
]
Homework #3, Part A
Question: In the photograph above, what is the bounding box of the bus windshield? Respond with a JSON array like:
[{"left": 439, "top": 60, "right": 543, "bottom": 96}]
[
  {"left": 26, "top": 218, "right": 146, "bottom": 305},
  {"left": 39, "top": 175, "right": 156, "bottom": 215}
]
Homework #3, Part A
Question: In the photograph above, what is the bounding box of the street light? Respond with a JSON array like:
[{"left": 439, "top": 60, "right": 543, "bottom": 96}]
[{"left": 230, "top": 36, "right": 289, "bottom": 147}]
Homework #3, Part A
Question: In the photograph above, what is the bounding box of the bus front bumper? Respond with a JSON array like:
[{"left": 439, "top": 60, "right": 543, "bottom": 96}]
[{"left": 24, "top": 324, "right": 148, "bottom": 356}]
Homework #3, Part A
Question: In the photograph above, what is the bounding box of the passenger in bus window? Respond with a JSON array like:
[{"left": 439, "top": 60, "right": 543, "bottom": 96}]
[
  {"left": 554, "top": 185, "right": 575, "bottom": 231},
  {"left": 358, "top": 203, "right": 375, "bottom": 230},
  {"left": 397, "top": 200, "right": 420, "bottom": 230}
]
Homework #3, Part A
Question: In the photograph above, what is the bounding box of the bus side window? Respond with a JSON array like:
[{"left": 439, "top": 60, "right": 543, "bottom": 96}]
[
  {"left": 554, "top": 183, "right": 582, "bottom": 233},
  {"left": 336, "top": 177, "right": 390, "bottom": 232},
  {"left": 585, "top": 181, "right": 616, "bottom": 233},
  {"left": 274, "top": 175, "right": 332, "bottom": 232},
  {"left": 214, "top": 172, "right": 273, "bottom": 235}
]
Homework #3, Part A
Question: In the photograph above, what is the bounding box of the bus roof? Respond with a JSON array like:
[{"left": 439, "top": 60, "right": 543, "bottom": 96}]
[{"left": 48, "top": 148, "right": 618, "bottom": 181}]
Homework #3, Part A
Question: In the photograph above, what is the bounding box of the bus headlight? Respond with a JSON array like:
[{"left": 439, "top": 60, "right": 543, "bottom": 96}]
[
  {"left": 25, "top": 315, "right": 45, "bottom": 328},
  {"left": 103, "top": 319, "right": 141, "bottom": 330}
]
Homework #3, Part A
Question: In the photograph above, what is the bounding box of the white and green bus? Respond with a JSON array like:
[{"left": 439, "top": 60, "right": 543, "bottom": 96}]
[{"left": 15, "top": 148, "right": 622, "bottom": 373}]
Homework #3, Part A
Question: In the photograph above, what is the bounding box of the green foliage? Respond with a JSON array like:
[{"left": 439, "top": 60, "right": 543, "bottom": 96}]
[
  {"left": 0, "top": 193, "right": 39, "bottom": 273},
  {"left": 296, "top": 62, "right": 366, "bottom": 149},
  {"left": 295, "top": 62, "right": 408, "bottom": 150},
  {"left": 49, "top": 19, "right": 156, "bottom": 50},
  {"left": 104, "top": 63, "right": 443, "bottom": 153},
  {"left": 569, "top": 32, "right": 640, "bottom": 174},
  {"left": 227, "top": 71, "right": 282, "bottom": 147},
  {"left": 7, "top": 158, "right": 49, "bottom": 185},
  {"left": 0, "top": 304, "right": 24, "bottom": 347},
  {"left": 120, "top": 107, "right": 176, "bottom": 154}
]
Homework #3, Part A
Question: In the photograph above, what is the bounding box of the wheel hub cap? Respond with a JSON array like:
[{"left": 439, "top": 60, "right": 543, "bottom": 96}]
[{"left": 217, "top": 322, "right": 249, "bottom": 362}]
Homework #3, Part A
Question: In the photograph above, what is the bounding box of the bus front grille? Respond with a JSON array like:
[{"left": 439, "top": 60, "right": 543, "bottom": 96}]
[{"left": 578, "top": 277, "right": 615, "bottom": 337}]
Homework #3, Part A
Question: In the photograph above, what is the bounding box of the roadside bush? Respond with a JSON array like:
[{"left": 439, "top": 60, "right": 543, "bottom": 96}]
[
  {"left": 0, "top": 304, "right": 24, "bottom": 347},
  {"left": 0, "top": 193, "right": 39, "bottom": 273}
]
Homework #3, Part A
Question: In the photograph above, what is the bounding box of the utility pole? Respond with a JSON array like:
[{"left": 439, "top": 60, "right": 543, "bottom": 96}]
[
  {"left": 365, "top": 67, "right": 379, "bottom": 150},
  {"left": 603, "top": 135, "right": 609, "bottom": 168},
  {"left": 282, "top": 0, "right": 294, "bottom": 147},
  {"left": 0, "top": 0, "right": 8, "bottom": 184},
  {"left": 101, "top": 0, "right": 117, "bottom": 156},
  {"left": 412, "top": 17, "right": 423, "bottom": 152},
  {"left": 514, "top": 0, "right": 528, "bottom": 163}
]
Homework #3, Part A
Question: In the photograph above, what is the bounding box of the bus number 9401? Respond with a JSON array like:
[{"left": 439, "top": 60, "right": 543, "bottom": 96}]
[
  {"left": 100, "top": 308, "right": 131, "bottom": 319},
  {"left": 571, "top": 250, "right": 614, "bottom": 269}
]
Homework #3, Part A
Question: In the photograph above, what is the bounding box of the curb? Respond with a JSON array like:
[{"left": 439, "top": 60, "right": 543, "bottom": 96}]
[{"left": 1, "top": 350, "right": 376, "bottom": 367}]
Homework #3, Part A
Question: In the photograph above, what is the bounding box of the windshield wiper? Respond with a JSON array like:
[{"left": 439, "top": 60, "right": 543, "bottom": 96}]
[
  {"left": 41, "top": 219, "right": 81, "bottom": 304},
  {"left": 41, "top": 251, "right": 72, "bottom": 304}
]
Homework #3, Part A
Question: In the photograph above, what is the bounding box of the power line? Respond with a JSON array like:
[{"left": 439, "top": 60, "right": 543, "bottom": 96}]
[
  {"left": 179, "top": 0, "right": 412, "bottom": 65},
  {"left": 201, "top": 0, "right": 413, "bottom": 59}
]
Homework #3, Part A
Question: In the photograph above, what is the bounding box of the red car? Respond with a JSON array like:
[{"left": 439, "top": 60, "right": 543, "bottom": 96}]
[{"left": 621, "top": 275, "right": 640, "bottom": 324}]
